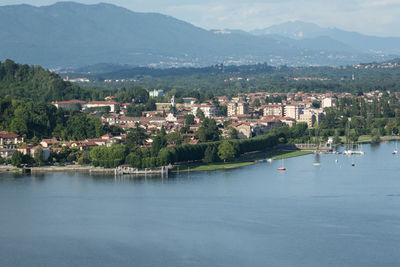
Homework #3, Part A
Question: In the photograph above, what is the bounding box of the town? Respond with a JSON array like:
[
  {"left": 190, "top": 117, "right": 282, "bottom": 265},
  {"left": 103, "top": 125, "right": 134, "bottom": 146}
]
[{"left": 2, "top": 86, "right": 398, "bottom": 171}]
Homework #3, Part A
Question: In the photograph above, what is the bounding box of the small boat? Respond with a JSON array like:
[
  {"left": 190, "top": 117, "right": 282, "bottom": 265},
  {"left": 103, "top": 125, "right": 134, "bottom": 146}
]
[
  {"left": 392, "top": 142, "right": 398, "bottom": 154},
  {"left": 267, "top": 158, "right": 273, "bottom": 163},
  {"left": 313, "top": 162, "right": 321, "bottom": 166},
  {"left": 351, "top": 162, "right": 355, "bottom": 166},
  {"left": 343, "top": 149, "right": 364, "bottom": 155},
  {"left": 278, "top": 159, "right": 286, "bottom": 171}
]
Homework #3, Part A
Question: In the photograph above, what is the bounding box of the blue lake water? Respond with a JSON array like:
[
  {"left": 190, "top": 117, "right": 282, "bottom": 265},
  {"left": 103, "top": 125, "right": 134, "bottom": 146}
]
[{"left": 1, "top": 142, "right": 400, "bottom": 266}]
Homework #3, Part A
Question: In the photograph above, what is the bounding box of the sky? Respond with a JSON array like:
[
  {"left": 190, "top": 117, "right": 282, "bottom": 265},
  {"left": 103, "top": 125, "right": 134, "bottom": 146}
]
[{"left": 1, "top": 0, "right": 400, "bottom": 37}]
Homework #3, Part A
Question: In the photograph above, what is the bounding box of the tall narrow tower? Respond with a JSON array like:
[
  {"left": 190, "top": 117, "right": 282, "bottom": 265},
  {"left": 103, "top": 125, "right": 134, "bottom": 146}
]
[{"left": 171, "top": 95, "right": 176, "bottom": 107}]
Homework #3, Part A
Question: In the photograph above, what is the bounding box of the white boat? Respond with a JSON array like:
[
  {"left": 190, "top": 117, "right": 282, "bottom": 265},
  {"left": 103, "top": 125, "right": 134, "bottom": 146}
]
[
  {"left": 392, "top": 142, "right": 398, "bottom": 154},
  {"left": 267, "top": 158, "right": 273, "bottom": 163},
  {"left": 343, "top": 149, "right": 364, "bottom": 155}
]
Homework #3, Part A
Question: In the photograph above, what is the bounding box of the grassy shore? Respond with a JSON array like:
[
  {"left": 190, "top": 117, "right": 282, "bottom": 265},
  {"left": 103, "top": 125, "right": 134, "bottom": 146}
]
[
  {"left": 338, "top": 135, "right": 400, "bottom": 144},
  {"left": 172, "top": 150, "right": 313, "bottom": 173}
]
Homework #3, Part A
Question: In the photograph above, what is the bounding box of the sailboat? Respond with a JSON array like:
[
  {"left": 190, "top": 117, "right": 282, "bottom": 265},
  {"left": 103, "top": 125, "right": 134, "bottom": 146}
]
[
  {"left": 392, "top": 142, "right": 398, "bottom": 155},
  {"left": 278, "top": 158, "right": 286, "bottom": 171}
]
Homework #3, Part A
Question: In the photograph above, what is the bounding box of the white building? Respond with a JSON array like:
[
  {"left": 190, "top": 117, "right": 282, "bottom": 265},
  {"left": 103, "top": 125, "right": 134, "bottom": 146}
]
[
  {"left": 149, "top": 89, "right": 164, "bottom": 98},
  {"left": 192, "top": 105, "right": 217, "bottom": 118},
  {"left": 322, "top": 98, "right": 334, "bottom": 108},
  {"left": 52, "top": 100, "right": 86, "bottom": 110},
  {"left": 85, "top": 101, "right": 120, "bottom": 113}
]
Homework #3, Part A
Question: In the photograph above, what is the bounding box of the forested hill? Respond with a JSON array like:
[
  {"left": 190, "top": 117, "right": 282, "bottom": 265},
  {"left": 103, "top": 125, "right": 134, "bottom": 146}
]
[{"left": 0, "top": 59, "right": 99, "bottom": 101}]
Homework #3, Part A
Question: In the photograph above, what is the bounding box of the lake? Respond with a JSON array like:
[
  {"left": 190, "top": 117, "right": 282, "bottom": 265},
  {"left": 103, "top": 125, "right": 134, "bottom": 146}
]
[{"left": 1, "top": 142, "right": 400, "bottom": 267}]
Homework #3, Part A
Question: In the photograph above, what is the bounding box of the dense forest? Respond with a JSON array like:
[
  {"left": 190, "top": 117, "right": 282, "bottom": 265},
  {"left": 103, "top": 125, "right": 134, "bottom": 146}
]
[{"left": 0, "top": 59, "right": 106, "bottom": 101}]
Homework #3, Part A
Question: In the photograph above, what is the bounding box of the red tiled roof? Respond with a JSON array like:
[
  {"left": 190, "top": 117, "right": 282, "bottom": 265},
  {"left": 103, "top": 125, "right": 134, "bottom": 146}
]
[
  {"left": 0, "top": 133, "right": 20, "bottom": 139},
  {"left": 54, "top": 100, "right": 86, "bottom": 105},
  {"left": 192, "top": 104, "right": 216, "bottom": 107},
  {"left": 88, "top": 101, "right": 119, "bottom": 105}
]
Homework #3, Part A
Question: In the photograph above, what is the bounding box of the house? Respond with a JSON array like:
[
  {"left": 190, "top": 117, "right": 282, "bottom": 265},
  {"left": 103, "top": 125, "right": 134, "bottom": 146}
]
[
  {"left": 0, "top": 149, "right": 15, "bottom": 158},
  {"left": 30, "top": 146, "right": 51, "bottom": 160},
  {"left": 0, "top": 133, "right": 24, "bottom": 149},
  {"left": 40, "top": 138, "right": 59, "bottom": 148},
  {"left": 105, "top": 96, "right": 117, "bottom": 101},
  {"left": 230, "top": 122, "right": 252, "bottom": 139}
]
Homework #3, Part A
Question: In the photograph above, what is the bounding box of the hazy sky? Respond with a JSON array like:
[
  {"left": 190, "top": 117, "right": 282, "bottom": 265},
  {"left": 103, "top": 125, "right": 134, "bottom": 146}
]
[{"left": 1, "top": 0, "right": 400, "bottom": 37}]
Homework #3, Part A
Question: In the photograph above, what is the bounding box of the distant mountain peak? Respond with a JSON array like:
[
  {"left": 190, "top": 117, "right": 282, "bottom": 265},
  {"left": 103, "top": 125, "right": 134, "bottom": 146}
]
[{"left": 252, "top": 20, "right": 326, "bottom": 39}]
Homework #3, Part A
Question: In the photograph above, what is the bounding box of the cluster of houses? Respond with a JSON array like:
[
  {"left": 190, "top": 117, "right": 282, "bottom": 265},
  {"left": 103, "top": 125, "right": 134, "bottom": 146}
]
[
  {"left": 0, "top": 90, "right": 341, "bottom": 160},
  {"left": 52, "top": 90, "right": 337, "bottom": 142},
  {"left": 0, "top": 132, "right": 125, "bottom": 160}
]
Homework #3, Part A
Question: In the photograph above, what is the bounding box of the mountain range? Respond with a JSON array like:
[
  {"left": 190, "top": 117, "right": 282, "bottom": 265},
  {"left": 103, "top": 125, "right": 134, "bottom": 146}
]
[
  {"left": 0, "top": 2, "right": 398, "bottom": 69},
  {"left": 252, "top": 21, "right": 400, "bottom": 55}
]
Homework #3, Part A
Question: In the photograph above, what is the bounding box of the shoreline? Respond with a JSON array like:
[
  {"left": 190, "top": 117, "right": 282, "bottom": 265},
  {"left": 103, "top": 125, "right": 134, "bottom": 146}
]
[
  {"left": 0, "top": 150, "right": 315, "bottom": 175},
  {"left": 172, "top": 150, "right": 313, "bottom": 173},
  {"left": 7, "top": 136, "right": 399, "bottom": 175},
  {"left": 338, "top": 135, "right": 400, "bottom": 144}
]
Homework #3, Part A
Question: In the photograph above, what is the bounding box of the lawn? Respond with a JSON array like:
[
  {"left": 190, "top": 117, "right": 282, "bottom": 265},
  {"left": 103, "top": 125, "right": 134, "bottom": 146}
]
[{"left": 172, "top": 150, "right": 312, "bottom": 173}]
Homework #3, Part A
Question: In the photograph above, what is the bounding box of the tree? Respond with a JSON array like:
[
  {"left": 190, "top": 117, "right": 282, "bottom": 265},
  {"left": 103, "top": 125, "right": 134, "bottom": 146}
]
[
  {"left": 196, "top": 118, "right": 220, "bottom": 142},
  {"left": 196, "top": 108, "right": 205, "bottom": 120},
  {"left": 125, "top": 152, "right": 142, "bottom": 168},
  {"left": 203, "top": 145, "right": 219, "bottom": 163},
  {"left": 66, "top": 114, "right": 103, "bottom": 140},
  {"left": 312, "top": 100, "right": 321, "bottom": 108},
  {"left": 77, "top": 151, "right": 91, "bottom": 165},
  {"left": 216, "top": 105, "right": 227, "bottom": 116},
  {"left": 34, "top": 147, "right": 45, "bottom": 166},
  {"left": 126, "top": 125, "right": 147, "bottom": 149},
  {"left": 184, "top": 114, "right": 195, "bottom": 125},
  {"left": 166, "top": 131, "right": 182, "bottom": 145},
  {"left": 252, "top": 98, "right": 261, "bottom": 108},
  {"left": 218, "top": 141, "right": 236, "bottom": 162},
  {"left": 11, "top": 151, "right": 23, "bottom": 167},
  {"left": 151, "top": 134, "right": 167, "bottom": 156},
  {"left": 226, "top": 127, "right": 239, "bottom": 139}
]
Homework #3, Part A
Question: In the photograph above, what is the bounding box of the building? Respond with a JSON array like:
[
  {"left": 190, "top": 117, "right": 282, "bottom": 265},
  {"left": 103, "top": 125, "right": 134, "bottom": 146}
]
[
  {"left": 0, "top": 133, "right": 24, "bottom": 149},
  {"left": 285, "top": 105, "right": 305, "bottom": 120},
  {"left": 85, "top": 101, "right": 120, "bottom": 113},
  {"left": 263, "top": 104, "right": 284, "bottom": 117},
  {"left": 322, "top": 97, "right": 334, "bottom": 108},
  {"left": 230, "top": 122, "right": 252, "bottom": 139},
  {"left": 227, "top": 102, "right": 249, "bottom": 116},
  {"left": 52, "top": 100, "right": 86, "bottom": 110},
  {"left": 40, "top": 138, "right": 59, "bottom": 148},
  {"left": 192, "top": 105, "right": 217, "bottom": 118},
  {"left": 298, "top": 108, "right": 324, "bottom": 127},
  {"left": 149, "top": 90, "right": 164, "bottom": 98}
]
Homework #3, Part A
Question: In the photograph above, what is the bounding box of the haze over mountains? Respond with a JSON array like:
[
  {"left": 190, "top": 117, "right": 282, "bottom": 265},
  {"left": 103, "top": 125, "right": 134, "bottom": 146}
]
[{"left": 0, "top": 1, "right": 398, "bottom": 69}]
